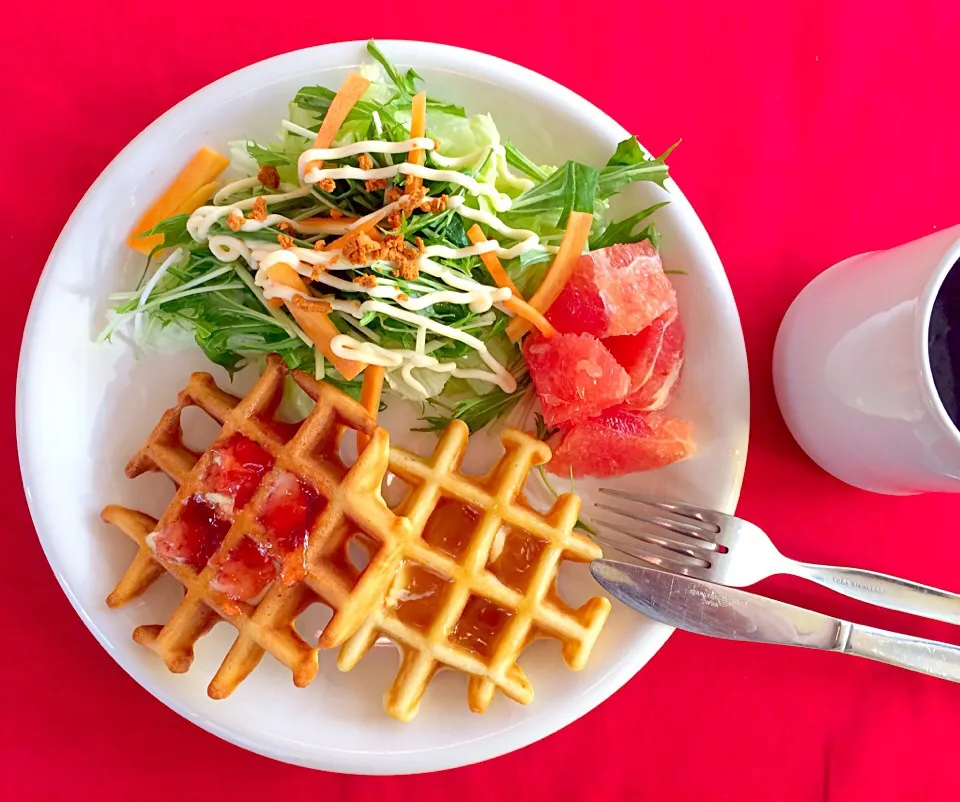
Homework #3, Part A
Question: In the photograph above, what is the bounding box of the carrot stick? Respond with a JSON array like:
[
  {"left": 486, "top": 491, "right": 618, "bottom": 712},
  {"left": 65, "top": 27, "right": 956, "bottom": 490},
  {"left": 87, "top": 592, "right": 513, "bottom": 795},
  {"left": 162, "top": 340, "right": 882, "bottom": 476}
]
[
  {"left": 303, "top": 72, "right": 371, "bottom": 175},
  {"left": 357, "top": 365, "right": 386, "bottom": 451},
  {"left": 127, "top": 147, "right": 229, "bottom": 253},
  {"left": 324, "top": 206, "right": 392, "bottom": 252},
  {"left": 466, "top": 224, "right": 556, "bottom": 338},
  {"left": 404, "top": 91, "right": 427, "bottom": 194},
  {"left": 264, "top": 263, "right": 366, "bottom": 380},
  {"left": 506, "top": 210, "right": 593, "bottom": 342},
  {"left": 295, "top": 216, "right": 361, "bottom": 236},
  {"left": 503, "top": 296, "right": 557, "bottom": 339},
  {"left": 466, "top": 224, "right": 521, "bottom": 295}
]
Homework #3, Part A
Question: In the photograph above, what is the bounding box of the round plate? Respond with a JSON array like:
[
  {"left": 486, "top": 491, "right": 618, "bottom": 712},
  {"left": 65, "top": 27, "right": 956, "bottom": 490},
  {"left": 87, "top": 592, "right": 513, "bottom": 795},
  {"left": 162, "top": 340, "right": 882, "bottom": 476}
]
[{"left": 16, "top": 40, "right": 748, "bottom": 774}]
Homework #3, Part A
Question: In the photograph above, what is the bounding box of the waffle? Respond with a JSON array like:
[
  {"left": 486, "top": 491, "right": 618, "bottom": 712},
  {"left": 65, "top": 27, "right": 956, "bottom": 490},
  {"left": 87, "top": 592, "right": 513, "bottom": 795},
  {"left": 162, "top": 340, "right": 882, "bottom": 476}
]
[
  {"left": 102, "top": 354, "right": 410, "bottom": 698},
  {"left": 294, "top": 374, "right": 612, "bottom": 722}
]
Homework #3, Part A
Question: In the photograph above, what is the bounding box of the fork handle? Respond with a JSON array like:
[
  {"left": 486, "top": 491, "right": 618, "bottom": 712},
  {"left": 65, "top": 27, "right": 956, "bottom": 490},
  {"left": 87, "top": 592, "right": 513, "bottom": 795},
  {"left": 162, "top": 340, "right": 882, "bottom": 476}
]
[
  {"left": 841, "top": 623, "right": 960, "bottom": 682},
  {"left": 790, "top": 562, "right": 960, "bottom": 625}
]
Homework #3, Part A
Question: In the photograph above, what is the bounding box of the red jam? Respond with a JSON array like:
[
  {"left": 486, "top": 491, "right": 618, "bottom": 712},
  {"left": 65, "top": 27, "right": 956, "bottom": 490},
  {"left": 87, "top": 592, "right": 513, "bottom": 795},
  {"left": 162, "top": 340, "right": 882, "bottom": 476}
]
[
  {"left": 151, "top": 494, "right": 231, "bottom": 570},
  {"left": 211, "top": 535, "right": 278, "bottom": 602},
  {"left": 258, "top": 470, "right": 325, "bottom": 555},
  {"left": 202, "top": 434, "right": 274, "bottom": 509}
]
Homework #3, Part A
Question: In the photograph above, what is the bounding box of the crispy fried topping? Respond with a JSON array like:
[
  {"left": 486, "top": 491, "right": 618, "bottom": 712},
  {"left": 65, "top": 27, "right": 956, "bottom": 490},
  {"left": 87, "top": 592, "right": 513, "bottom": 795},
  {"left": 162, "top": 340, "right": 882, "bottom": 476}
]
[
  {"left": 385, "top": 210, "right": 403, "bottom": 231},
  {"left": 250, "top": 196, "right": 268, "bottom": 222},
  {"left": 397, "top": 292, "right": 409, "bottom": 302},
  {"left": 357, "top": 153, "right": 374, "bottom": 171},
  {"left": 342, "top": 231, "right": 381, "bottom": 265},
  {"left": 384, "top": 186, "right": 403, "bottom": 205},
  {"left": 277, "top": 220, "right": 294, "bottom": 234},
  {"left": 397, "top": 260, "right": 419, "bottom": 281},
  {"left": 257, "top": 165, "right": 280, "bottom": 189},
  {"left": 365, "top": 178, "right": 388, "bottom": 192},
  {"left": 290, "top": 295, "right": 332, "bottom": 314},
  {"left": 399, "top": 186, "right": 427, "bottom": 211},
  {"left": 420, "top": 194, "right": 448, "bottom": 213},
  {"left": 373, "top": 233, "right": 422, "bottom": 279},
  {"left": 379, "top": 234, "right": 405, "bottom": 260},
  {"left": 314, "top": 240, "right": 326, "bottom": 251},
  {"left": 278, "top": 234, "right": 294, "bottom": 249},
  {"left": 318, "top": 178, "right": 336, "bottom": 192},
  {"left": 353, "top": 274, "right": 378, "bottom": 289},
  {"left": 226, "top": 210, "right": 244, "bottom": 231},
  {"left": 328, "top": 208, "right": 344, "bottom": 219},
  {"left": 414, "top": 236, "right": 425, "bottom": 253}
]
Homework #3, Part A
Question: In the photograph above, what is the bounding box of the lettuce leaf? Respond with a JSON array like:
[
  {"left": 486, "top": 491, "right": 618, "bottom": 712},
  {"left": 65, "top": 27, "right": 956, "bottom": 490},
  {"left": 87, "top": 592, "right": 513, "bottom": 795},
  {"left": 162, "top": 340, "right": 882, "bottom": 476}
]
[{"left": 590, "top": 201, "right": 668, "bottom": 250}]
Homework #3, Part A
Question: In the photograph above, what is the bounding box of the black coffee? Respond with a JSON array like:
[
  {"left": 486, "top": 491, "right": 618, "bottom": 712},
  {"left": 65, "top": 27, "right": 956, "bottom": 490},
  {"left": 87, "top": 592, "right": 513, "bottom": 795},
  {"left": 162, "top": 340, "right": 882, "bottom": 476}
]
[{"left": 929, "top": 263, "right": 960, "bottom": 427}]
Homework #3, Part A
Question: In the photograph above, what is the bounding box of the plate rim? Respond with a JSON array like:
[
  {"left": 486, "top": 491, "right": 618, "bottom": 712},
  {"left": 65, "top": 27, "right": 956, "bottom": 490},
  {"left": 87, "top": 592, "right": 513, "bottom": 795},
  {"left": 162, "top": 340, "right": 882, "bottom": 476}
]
[{"left": 16, "top": 38, "right": 749, "bottom": 774}]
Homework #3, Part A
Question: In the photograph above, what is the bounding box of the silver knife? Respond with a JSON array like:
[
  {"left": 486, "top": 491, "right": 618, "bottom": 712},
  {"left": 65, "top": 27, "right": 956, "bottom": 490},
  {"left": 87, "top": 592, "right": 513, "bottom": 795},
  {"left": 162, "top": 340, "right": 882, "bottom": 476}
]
[{"left": 591, "top": 559, "right": 960, "bottom": 682}]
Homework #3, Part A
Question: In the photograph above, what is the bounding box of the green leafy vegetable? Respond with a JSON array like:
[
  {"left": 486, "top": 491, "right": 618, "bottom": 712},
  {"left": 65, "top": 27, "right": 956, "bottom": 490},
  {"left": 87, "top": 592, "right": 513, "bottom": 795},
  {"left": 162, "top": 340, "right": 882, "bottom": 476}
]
[
  {"left": 416, "top": 373, "right": 531, "bottom": 433},
  {"left": 597, "top": 138, "right": 678, "bottom": 198},
  {"left": 504, "top": 141, "right": 549, "bottom": 181},
  {"left": 136, "top": 214, "right": 192, "bottom": 250},
  {"left": 590, "top": 201, "right": 668, "bottom": 250},
  {"left": 507, "top": 161, "right": 600, "bottom": 224},
  {"left": 246, "top": 141, "right": 298, "bottom": 168},
  {"left": 367, "top": 39, "right": 421, "bottom": 96}
]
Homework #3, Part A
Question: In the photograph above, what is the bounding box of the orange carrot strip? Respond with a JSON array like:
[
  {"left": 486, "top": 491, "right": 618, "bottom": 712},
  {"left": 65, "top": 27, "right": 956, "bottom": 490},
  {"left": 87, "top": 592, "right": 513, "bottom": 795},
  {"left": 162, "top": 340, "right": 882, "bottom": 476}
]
[
  {"left": 506, "top": 210, "right": 593, "bottom": 342},
  {"left": 295, "top": 216, "right": 361, "bottom": 236},
  {"left": 466, "top": 224, "right": 521, "bottom": 295},
  {"left": 466, "top": 224, "right": 556, "bottom": 338},
  {"left": 303, "top": 72, "right": 372, "bottom": 175},
  {"left": 265, "top": 264, "right": 366, "bottom": 380},
  {"left": 127, "top": 147, "right": 229, "bottom": 253},
  {"left": 357, "top": 365, "right": 386, "bottom": 451},
  {"left": 404, "top": 91, "right": 427, "bottom": 194},
  {"left": 324, "top": 206, "right": 392, "bottom": 252},
  {"left": 503, "top": 296, "right": 557, "bottom": 340},
  {"left": 178, "top": 180, "right": 217, "bottom": 213}
]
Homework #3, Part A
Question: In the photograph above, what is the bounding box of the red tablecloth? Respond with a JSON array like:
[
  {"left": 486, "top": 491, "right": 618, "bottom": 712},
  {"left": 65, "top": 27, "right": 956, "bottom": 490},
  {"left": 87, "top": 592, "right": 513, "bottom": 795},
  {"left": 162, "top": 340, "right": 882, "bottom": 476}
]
[{"left": 6, "top": 2, "right": 960, "bottom": 798}]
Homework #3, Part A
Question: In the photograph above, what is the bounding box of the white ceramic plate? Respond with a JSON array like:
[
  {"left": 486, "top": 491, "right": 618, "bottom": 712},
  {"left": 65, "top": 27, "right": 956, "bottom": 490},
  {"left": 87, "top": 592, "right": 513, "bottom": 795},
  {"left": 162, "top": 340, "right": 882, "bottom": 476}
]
[{"left": 17, "top": 41, "right": 749, "bottom": 774}]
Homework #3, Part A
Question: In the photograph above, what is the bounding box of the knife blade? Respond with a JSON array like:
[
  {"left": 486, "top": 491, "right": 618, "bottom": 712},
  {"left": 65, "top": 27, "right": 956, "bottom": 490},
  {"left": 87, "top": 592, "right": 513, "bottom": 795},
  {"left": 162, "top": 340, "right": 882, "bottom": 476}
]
[{"left": 591, "top": 559, "right": 960, "bottom": 682}]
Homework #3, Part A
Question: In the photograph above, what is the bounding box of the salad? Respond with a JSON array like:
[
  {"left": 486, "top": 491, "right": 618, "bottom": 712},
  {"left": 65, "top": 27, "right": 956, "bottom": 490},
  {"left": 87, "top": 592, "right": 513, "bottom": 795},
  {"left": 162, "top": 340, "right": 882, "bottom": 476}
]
[{"left": 101, "top": 40, "right": 681, "bottom": 454}]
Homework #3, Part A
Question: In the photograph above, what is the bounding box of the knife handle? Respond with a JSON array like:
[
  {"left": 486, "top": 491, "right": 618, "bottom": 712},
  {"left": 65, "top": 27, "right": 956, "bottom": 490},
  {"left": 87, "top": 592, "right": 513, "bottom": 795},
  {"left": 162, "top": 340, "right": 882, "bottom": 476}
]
[
  {"left": 842, "top": 623, "right": 960, "bottom": 682},
  {"left": 792, "top": 562, "right": 960, "bottom": 626}
]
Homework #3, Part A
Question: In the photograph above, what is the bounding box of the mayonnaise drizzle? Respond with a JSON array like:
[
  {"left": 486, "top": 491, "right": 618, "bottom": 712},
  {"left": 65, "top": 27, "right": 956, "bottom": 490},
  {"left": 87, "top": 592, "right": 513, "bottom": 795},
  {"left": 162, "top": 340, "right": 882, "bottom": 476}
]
[
  {"left": 298, "top": 149, "right": 513, "bottom": 212},
  {"left": 299, "top": 137, "right": 435, "bottom": 162},
  {"left": 188, "top": 187, "right": 310, "bottom": 240}
]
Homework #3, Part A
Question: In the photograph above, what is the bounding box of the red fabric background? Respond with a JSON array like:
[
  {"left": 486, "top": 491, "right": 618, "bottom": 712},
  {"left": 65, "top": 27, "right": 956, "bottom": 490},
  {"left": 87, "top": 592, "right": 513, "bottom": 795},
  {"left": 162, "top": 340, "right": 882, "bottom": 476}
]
[{"left": 5, "top": 2, "right": 960, "bottom": 798}]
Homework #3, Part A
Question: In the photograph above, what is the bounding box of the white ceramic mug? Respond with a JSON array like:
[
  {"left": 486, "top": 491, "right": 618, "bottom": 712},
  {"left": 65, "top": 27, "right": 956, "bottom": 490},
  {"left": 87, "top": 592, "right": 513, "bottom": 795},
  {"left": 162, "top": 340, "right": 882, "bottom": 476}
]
[{"left": 774, "top": 224, "right": 960, "bottom": 494}]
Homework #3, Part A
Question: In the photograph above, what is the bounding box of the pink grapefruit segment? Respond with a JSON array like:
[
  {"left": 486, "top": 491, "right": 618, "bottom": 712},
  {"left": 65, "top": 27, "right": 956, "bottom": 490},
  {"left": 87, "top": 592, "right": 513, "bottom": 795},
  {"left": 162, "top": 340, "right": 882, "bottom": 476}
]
[
  {"left": 548, "top": 406, "right": 695, "bottom": 478},
  {"left": 546, "top": 242, "right": 677, "bottom": 338},
  {"left": 604, "top": 310, "right": 685, "bottom": 412},
  {"left": 522, "top": 332, "right": 630, "bottom": 426}
]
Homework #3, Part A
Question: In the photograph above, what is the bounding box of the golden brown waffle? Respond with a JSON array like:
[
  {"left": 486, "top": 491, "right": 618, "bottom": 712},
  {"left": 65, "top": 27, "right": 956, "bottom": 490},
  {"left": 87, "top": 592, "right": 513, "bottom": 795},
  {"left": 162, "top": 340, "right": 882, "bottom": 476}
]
[
  {"left": 294, "top": 374, "right": 612, "bottom": 722},
  {"left": 102, "top": 354, "right": 410, "bottom": 698}
]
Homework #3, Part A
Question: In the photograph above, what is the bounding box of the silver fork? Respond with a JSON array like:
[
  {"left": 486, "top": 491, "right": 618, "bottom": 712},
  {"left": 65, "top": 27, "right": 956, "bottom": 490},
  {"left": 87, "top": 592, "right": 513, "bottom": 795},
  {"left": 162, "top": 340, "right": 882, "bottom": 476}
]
[{"left": 592, "top": 488, "right": 960, "bottom": 625}]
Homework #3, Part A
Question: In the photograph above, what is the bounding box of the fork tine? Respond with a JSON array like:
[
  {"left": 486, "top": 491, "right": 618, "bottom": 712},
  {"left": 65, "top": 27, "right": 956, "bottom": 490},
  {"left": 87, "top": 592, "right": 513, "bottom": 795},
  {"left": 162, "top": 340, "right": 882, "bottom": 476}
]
[
  {"left": 597, "top": 488, "right": 723, "bottom": 532},
  {"left": 593, "top": 516, "right": 720, "bottom": 560},
  {"left": 594, "top": 503, "right": 721, "bottom": 545},
  {"left": 591, "top": 532, "right": 707, "bottom": 576}
]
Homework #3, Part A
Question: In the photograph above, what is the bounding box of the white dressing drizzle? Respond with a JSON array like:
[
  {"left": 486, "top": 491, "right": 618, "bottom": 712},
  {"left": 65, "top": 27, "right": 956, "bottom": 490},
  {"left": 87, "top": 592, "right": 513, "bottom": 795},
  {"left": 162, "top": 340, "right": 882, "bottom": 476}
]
[{"left": 188, "top": 187, "right": 310, "bottom": 240}]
